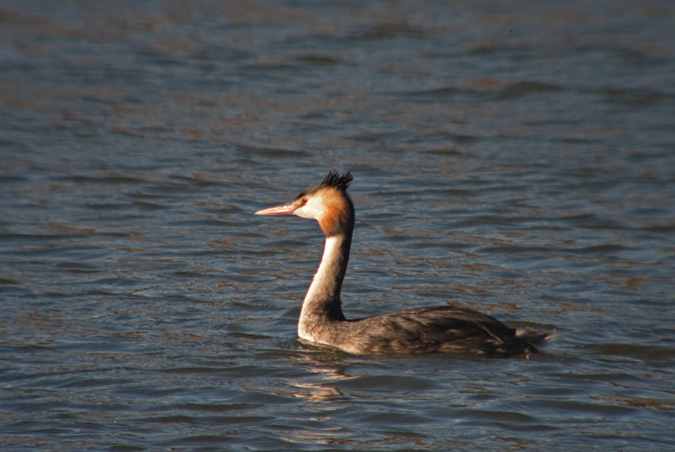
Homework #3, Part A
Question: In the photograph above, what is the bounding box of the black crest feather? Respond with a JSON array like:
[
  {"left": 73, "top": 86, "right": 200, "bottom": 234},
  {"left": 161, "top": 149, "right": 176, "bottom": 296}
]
[{"left": 319, "top": 170, "right": 353, "bottom": 191}]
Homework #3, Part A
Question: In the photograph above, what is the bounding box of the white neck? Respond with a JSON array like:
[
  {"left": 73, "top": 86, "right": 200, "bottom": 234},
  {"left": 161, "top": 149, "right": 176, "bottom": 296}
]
[{"left": 298, "top": 233, "right": 350, "bottom": 340}]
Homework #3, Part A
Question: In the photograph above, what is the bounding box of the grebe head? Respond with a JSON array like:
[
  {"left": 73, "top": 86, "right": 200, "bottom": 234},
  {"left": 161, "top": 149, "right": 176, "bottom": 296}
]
[{"left": 256, "top": 171, "right": 354, "bottom": 237}]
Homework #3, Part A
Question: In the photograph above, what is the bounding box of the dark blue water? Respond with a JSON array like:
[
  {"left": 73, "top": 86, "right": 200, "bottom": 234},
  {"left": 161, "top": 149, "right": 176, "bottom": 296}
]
[{"left": 2, "top": 0, "right": 674, "bottom": 450}]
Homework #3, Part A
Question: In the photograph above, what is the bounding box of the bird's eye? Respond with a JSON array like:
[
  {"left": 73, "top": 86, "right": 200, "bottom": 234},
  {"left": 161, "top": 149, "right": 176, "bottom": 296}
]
[{"left": 302, "top": 198, "right": 308, "bottom": 205}]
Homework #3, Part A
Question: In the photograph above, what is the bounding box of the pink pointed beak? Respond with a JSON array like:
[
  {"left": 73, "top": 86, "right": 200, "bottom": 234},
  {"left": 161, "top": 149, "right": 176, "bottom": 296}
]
[{"left": 255, "top": 203, "right": 297, "bottom": 215}]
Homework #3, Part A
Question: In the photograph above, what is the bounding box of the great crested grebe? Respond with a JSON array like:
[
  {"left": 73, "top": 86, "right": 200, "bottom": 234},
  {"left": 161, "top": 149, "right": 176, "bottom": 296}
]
[{"left": 256, "top": 171, "right": 551, "bottom": 356}]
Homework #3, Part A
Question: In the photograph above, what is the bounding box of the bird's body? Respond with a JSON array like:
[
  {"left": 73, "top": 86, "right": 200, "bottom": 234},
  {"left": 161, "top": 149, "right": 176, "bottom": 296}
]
[{"left": 256, "top": 171, "right": 551, "bottom": 357}]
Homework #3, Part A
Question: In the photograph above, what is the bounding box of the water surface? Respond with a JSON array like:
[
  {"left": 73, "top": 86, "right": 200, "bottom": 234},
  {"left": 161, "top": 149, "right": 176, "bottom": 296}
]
[{"left": 1, "top": 0, "right": 674, "bottom": 450}]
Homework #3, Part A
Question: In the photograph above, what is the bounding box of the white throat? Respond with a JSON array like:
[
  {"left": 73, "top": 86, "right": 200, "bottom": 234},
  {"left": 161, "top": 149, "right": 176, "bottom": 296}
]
[
  {"left": 304, "top": 235, "right": 344, "bottom": 303},
  {"left": 298, "top": 234, "right": 350, "bottom": 340}
]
